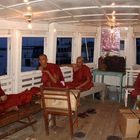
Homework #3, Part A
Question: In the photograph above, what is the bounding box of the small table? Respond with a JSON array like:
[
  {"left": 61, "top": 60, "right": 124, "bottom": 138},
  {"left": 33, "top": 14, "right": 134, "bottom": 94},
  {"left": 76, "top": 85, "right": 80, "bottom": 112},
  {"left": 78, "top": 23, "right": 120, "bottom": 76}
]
[{"left": 93, "top": 69, "right": 125, "bottom": 102}]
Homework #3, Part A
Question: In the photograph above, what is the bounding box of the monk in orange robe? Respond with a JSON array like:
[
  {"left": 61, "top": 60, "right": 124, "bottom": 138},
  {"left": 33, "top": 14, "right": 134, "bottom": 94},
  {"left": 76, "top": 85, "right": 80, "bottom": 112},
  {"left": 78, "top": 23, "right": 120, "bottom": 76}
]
[
  {"left": 66, "top": 56, "right": 93, "bottom": 91},
  {"left": 0, "top": 85, "right": 40, "bottom": 114},
  {"left": 39, "top": 54, "right": 65, "bottom": 88}
]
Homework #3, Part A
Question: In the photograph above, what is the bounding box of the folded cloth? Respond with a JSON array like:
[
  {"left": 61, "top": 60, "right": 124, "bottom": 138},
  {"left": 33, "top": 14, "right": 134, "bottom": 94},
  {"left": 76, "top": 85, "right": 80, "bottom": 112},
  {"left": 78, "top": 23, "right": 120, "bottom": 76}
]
[{"left": 30, "top": 87, "right": 40, "bottom": 95}]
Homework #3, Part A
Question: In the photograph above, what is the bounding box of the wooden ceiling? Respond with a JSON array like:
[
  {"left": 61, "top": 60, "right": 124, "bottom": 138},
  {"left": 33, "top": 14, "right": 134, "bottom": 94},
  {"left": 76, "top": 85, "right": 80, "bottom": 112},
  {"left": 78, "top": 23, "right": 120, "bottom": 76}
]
[{"left": 0, "top": 0, "right": 140, "bottom": 27}]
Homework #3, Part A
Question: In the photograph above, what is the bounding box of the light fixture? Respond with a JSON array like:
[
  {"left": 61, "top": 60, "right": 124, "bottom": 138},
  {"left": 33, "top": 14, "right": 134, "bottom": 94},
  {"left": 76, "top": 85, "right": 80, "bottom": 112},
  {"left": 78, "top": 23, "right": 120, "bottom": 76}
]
[
  {"left": 27, "top": 6, "right": 31, "bottom": 10},
  {"left": 111, "top": 2, "right": 115, "bottom": 6},
  {"left": 124, "top": 27, "right": 128, "bottom": 30},
  {"left": 112, "top": 15, "right": 116, "bottom": 21},
  {"left": 23, "top": 0, "right": 29, "bottom": 4},
  {"left": 28, "top": 22, "right": 32, "bottom": 29},
  {"left": 24, "top": 12, "right": 33, "bottom": 29},
  {"left": 110, "top": 27, "right": 114, "bottom": 34},
  {"left": 53, "top": 28, "right": 56, "bottom": 32},
  {"left": 112, "top": 10, "right": 116, "bottom": 15},
  {"left": 27, "top": 17, "right": 32, "bottom": 29},
  {"left": 24, "top": 0, "right": 28, "bottom": 2}
]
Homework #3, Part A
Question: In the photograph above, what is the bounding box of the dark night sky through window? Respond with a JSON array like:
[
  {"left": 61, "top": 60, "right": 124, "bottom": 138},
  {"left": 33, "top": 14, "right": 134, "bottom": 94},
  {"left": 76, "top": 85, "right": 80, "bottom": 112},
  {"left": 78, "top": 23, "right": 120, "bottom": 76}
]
[{"left": 22, "top": 37, "right": 44, "bottom": 47}]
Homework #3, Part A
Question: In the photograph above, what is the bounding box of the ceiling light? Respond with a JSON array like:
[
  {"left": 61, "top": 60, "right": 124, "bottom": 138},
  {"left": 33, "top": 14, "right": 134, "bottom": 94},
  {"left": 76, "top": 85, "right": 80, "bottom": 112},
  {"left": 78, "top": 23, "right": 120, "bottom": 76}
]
[
  {"left": 28, "top": 23, "right": 32, "bottom": 29},
  {"left": 112, "top": 16, "right": 116, "bottom": 20},
  {"left": 110, "top": 28, "right": 114, "bottom": 33},
  {"left": 124, "top": 27, "right": 128, "bottom": 30},
  {"left": 53, "top": 29, "right": 56, "bottom": 32},
  {"left": 24, "top": 12, "right": 32, "bottom": 19},
  {"left": 24, "top": 12, "right": 33, "bottom": 29},
  {"left": 27, "top": 6, "right": 31, "bottom": 10},
  {"left": 24, "top": 0, "right": 29, "bottom": 2},
  {"left": 112, "top": 11, "right": 116, "bottom": 15},
  {"left": 111, "top": 3, "right": 115, "bottom": 6}
]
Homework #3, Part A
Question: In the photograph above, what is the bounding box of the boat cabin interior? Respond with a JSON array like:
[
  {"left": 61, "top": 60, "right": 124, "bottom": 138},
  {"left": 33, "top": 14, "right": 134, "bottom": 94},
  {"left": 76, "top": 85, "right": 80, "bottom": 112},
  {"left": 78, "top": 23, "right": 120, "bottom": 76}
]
[{"left": 0, "top": 0, "right": 140, "bottom": 140}]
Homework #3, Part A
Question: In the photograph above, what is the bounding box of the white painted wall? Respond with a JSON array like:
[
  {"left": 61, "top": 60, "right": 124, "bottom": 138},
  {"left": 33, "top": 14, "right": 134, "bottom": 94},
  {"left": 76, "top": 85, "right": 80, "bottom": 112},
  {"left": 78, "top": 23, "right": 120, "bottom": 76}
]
[{"left": 0, "top": 19, "right": 140, "bottom": 93}]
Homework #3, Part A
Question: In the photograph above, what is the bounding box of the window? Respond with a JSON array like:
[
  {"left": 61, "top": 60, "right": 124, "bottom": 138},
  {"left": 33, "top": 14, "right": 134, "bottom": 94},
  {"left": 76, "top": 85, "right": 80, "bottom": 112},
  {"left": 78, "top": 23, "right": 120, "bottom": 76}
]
[
  {"left": 81, "top": 37, "right": 94, "bottom": 63},
  {"left": 21, "top": 37, "right": 44, "bottom": 72},
  {"left": 120, "top": 40, "right": 125, "bottom": 50},
  {"left": 136, "top": 38, "right": 140, "bottom": 64},
  {"left": 56, "top": 37, "right": 72, "bottom": 64},
  {"left": 0, "top": 38, "right": 8, "bottom": 76}
]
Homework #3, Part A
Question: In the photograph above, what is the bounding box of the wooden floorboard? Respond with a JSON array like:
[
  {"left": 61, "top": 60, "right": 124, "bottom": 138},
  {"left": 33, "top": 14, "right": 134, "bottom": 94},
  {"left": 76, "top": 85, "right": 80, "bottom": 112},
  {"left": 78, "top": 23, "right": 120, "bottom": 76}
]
[{"left": 1, "top": 96, "right": 139, "bottom": 140}]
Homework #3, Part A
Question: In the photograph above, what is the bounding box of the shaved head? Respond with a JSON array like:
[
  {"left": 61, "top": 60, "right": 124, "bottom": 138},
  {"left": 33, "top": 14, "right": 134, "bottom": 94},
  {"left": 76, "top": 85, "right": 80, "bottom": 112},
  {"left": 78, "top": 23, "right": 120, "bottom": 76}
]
[{"left": 76, "top": 56, "right": 84, "bottom": 67}]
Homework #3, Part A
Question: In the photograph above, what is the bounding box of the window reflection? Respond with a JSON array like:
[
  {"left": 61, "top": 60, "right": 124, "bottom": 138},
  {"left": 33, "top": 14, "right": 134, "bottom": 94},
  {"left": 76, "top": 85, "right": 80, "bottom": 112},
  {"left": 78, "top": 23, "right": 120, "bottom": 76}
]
[
  {"left": 56, "top": 37, "right": 72, "bottom": 64},
  {"left": 81, "top": 37, "right": 94, "bottom": 63},
  {"left": 21, "top": 37, "right": 44, "bottom": 72},
  {"left": 136, "top": 38, "right": 140, "bottom": 64},
  {"left": 0, "top": 38, "right": 8, "bottom": 76}
]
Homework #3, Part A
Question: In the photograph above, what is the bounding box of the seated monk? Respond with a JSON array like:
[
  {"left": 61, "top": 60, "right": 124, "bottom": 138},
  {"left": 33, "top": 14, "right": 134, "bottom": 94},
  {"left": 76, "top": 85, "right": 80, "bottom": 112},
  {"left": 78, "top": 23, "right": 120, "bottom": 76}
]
[
  {"left": 39, "top": 54, "right": 65, "bottom": 88},
  {"left": 65, "top": 56, "right": 93, "bottom": 91},
  {"left": 0, "top": 85, "right": 40, "bottom": 114}
]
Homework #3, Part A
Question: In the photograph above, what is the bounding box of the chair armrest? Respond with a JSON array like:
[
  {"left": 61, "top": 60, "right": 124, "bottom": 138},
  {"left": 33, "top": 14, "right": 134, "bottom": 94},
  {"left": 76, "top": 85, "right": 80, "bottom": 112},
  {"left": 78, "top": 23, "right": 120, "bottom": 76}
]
[
  {"left": 125, "top": 85, "right": 133, "bottom": 88},
  {"left": 124, "top": 85, "right": 134, "bottom": 92}
]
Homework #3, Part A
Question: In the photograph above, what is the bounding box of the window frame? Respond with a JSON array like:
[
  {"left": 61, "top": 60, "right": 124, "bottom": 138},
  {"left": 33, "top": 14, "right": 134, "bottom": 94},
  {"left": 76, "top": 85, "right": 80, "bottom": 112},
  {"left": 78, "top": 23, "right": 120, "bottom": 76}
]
[
  {"left": 81, "top": 36, "right": 95, "bottom": 63},
  {"left": 56, "top": 35, "right": 74, "bottom": 64},
  {"left": 21, "top": 35, "right": 47, "bottom": 72},
  {"left": 135, "top": 37, "right": 140, "bottom": 65},
  {"left": 0, "top": 36, "right": 11, "bottom": 76}
]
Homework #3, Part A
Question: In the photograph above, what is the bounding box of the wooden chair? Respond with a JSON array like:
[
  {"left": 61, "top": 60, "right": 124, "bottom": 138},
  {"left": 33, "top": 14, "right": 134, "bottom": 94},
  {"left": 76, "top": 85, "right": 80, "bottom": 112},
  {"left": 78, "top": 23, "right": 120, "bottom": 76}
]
[
  {"left": 124, "top": 69, "right": 140, "bottom": 107},
  {"left": 41, "top": 87, "right": 80, "bottom": 137}
]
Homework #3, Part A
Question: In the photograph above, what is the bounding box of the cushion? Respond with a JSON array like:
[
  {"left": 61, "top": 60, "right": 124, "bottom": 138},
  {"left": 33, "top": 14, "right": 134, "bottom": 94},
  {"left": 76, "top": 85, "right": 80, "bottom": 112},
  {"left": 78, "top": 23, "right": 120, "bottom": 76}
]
[{"left": 43, "top": 89, "right": 79, "bottom": 111}]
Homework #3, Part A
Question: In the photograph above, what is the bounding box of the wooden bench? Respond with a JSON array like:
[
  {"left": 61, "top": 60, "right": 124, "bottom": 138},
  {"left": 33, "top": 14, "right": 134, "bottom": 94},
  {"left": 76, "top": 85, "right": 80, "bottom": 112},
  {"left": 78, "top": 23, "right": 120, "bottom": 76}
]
[
  {"left": 60, "top": 66, "right": 107, "bottom": 102},
  {"left": 0, "top": 102, "right": 41, "bottom": 139}
]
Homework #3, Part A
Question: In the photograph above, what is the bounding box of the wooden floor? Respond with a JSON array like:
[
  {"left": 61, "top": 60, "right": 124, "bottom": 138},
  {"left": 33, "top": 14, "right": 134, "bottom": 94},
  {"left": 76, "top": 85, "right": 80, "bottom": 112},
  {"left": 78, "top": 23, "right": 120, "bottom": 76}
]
[{"left": 1, "top": 96, "right": 139, "bottom": 140}]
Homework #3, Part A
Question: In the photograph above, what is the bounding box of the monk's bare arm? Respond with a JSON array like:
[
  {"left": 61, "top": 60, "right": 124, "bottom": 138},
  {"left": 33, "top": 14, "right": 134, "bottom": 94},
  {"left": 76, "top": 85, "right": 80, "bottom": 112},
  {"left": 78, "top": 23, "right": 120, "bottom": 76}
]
[
  {"left": 75, "top": 77, "right": 90, "bottom": 90},
  {"left": 39, "top": 66, "right": 43, "bottom": 71},
  {"left": 44, "top": 70, "right": 57, "bottom": 83},
  {"left": 39, "top": 65, "right": 57, "bottom": 83}
]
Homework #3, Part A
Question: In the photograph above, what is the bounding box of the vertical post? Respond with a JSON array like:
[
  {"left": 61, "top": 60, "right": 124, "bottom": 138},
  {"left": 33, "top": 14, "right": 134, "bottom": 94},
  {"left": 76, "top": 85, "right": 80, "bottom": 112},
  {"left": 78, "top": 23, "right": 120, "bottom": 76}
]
[
  {"left": 47, "top": 23, "right": 57, "bottom": 63},
  {"left": 11, "top": 29, "right": 22, "bottom": 93},
  {"left": 94, "top": 27, "right": 101, "bottom": 68}
]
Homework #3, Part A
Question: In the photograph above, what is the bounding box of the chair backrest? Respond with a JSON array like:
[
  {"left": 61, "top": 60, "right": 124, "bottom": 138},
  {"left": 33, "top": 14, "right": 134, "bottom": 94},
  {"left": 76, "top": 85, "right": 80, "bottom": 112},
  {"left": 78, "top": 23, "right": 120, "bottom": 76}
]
[
  {"left": 125, "top": 69, "right": 140, "bottom": 87},
  {"left": 60, "top": 67, "right": 73, "bottom": 82},
  {"left": 60, "top": 65, "right": 94, "bottom": 83},
  {"left": 41, "top": 87, "right": 79, "bottom": 112}
]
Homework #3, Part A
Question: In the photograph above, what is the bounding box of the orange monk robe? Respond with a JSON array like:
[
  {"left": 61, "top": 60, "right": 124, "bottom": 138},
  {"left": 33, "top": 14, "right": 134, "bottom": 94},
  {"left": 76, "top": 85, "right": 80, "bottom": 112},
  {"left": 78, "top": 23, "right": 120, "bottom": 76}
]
[
  {"left": 66, "top": 65, "right": 93, "bottom": 91},
  {"left": 0, "top": 86, "right": 41, "bottom": 114},
  {"left": 0, "top": 88, "right": 39, "bottom": 114},
  {"left": 41, "top": 63, "right": 65, "bottom": 88},
  {"left": 130, "top": 73, "right": 140, "bottom": 98}
]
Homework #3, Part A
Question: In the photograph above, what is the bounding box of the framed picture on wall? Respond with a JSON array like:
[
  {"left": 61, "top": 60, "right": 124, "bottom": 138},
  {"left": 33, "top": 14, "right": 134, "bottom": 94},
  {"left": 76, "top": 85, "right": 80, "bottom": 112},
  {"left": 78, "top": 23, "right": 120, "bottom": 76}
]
[{"left": 101, "top": 27, "right": 120, "bottom": 52}]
